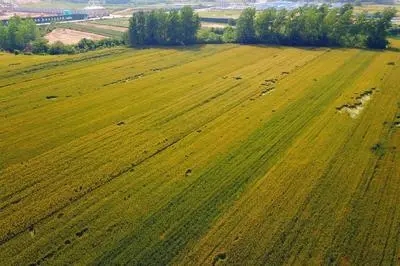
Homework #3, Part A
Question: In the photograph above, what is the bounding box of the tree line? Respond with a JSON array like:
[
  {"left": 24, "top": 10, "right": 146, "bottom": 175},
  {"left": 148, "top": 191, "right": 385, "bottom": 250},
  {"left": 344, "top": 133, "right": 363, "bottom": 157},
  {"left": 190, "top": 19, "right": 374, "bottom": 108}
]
[
  {"left": 0, "top": 16, "right": 39, "bottom": 51},
  {"left": 128, "top": 5, "right": 396, "bottom": 49},
  {"left": 128, "top": 6, "right": 200, "bottom": 46},
  {"left": 30, "top": 37, "right": 125, "bottom": 55},
  {"left": 235, "top": 5, "right": 396, "bottom": 49},
  {"left": 0, "top": 5, "right": 396, "bottom": 55}
]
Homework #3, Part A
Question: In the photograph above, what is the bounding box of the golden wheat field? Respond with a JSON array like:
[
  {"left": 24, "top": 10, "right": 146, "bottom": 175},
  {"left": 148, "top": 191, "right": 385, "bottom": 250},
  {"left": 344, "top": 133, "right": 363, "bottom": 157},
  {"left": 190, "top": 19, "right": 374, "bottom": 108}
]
[{"left": 0, "top": 43, "right": 399, "bottom": 265}]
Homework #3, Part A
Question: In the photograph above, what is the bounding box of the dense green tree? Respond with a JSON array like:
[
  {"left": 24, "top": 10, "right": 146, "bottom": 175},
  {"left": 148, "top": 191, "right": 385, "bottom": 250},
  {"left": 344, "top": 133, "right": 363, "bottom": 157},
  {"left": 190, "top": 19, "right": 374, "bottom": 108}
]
[
  {"left": 145, "top": 11, "right": 159, "bottom": 45},
  {"left": 16, "top": 19, "right": 39, "bottom": 49},
  {"left": 77, "top": 38, "right": 96, "bottom": 51},
  {"left": 364, "top": 7, "right": 396, "bottom": 48},
  {"left": 155, "top": 10, "right": 168, "bottom": 44},
  {"left": 197, "top": 28, "right": 222, "bottom": 44},
  {"left": 48, "top": 41, "right": 75, "bottom": 55},
  {"left": 136, "top": 12, "right": 146, "bottom": 45},
  {"left": 128, "top": 7, "right": 199, "bottom": 46},
  {"left": 222, "top": 26, "right": 236, "bottom": 43},
  {"left": 0, "top": 23, "right": 7, "bottom": 49},
  {"left": 6, "top": 17, "right": 20, "bottom": 50},
  {"left": 128, "top": 14, "right": 138, "bottom": 45},
  {"left": 128, "top": 7, "right": 200, "bottom": 46},
  {"left": 320, "top": 7, "right": 336, "bottom": 46},
  {"left": 128, "top": 11, "right": 146, "bottom": 46},
  {"left": 236, "top": 8, "right": 256, "bottom": 43},
  {"left": 251, "top": 5, "right": 394, "bottom": 49},
  {"left": 271, "top": 9, "right": 288, "bottom": 43},
  {"left": 166, "top": 10, "right": 181, "bottom": 44},
  {"left": 31, "top": 39, "right": 49, "bottom": 54},
  {"left": 285, "top": 8, "right": 308, "bottom": 45},
  {"left": 0, "top": 16, "right": 39, "bottom": 51},
  {"left": 125, "top": 5, "right": 395, "bottom": 49},
  {"left": 180, "top": 6, "right": 200, "bottom": 44},
  {"left": 255, "top": 8, "right": 278, "bottom": 43},
  {"left": 336, "top": 6, "right": 355, "bottom": 46}
]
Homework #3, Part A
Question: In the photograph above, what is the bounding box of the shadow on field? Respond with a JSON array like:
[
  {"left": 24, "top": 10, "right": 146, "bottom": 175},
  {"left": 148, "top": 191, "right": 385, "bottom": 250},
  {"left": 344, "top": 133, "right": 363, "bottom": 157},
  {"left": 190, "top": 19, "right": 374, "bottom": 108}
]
[
  {"left": 244, "top": 43, "right": 336, "bottom": 52},
  {"left": 386, "top": 47, "right": 400, "bottom": 52}
]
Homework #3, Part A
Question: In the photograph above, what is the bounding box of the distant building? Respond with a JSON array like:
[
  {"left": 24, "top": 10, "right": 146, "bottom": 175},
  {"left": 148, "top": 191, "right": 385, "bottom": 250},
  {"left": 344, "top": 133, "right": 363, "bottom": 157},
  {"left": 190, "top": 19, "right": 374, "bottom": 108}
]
[{"left": 83, "top": 5, "right": 109, "bottom": 18}]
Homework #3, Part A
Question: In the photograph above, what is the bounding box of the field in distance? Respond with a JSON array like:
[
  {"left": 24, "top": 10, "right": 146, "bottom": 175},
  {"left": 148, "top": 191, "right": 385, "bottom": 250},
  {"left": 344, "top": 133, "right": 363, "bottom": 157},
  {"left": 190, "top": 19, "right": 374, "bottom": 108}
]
[{"left": 0, "top": 43, "right": 399, "bottom": 265}]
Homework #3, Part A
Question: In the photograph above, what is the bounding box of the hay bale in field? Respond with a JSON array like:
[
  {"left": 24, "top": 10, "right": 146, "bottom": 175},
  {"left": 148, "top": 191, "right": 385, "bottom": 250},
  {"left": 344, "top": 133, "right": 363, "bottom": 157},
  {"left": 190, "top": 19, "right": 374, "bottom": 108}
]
[{"left": 185, "top": 169, "right": 192, "bottom": 176}]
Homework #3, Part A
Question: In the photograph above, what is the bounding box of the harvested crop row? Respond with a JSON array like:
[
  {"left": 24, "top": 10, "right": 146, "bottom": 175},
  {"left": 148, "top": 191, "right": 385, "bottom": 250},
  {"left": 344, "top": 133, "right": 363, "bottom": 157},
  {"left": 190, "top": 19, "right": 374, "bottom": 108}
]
[{"left": 0, "top": 45, "right": 399, "bottom": 265}]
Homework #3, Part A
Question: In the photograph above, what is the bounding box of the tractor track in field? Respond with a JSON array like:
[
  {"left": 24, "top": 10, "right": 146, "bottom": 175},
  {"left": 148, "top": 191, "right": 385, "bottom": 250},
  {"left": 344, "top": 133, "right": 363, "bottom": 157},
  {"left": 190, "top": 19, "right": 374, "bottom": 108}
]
[
  {"left": 258, "top": 60, "right": 399, "bottom": 265},
  {"left": 0, "top": 136, "right": 183, "bottom": 246},
  {"left": 0, "top": 63, "right": 269, "bottom": 246},
  {"left": 0, "top": 50, "right": 128, "bottom": 80},
  {"left": 98, "top": 52, "right": 371, "bottom": 264},
  {"left": 0, "top": 61, "right": 246, "bottom": 206},
  {"left": 0, "top": 45, "right": 290, "bottom": 187},
  {"left": 3, "top": 55, "right": 320, "bottom": 242},
  {"left": 0, "top": 76, "right": 263, "bottom": 247},
  {"left": 325, "top": 97, "right": 400, "bottom": 264},
  {"left": 3, "top": 45, "right": 399, "bottom": 265},
  {"left": 0, "top": 48, "right": 344, "bottom": 250}
]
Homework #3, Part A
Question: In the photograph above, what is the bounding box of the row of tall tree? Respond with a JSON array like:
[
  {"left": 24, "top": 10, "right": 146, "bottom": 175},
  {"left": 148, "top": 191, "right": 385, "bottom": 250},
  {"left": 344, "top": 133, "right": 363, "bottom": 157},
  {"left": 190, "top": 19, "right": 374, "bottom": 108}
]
[
  {"left": 0, "top": 17, "right": 39, "bottom": 51},
  {"left": 128, "top": 7, "right": 200, "bottom": 46},
  {"left": 236, "top": 5, "right": 396, "bottom": 48},
  {"left": 0, "top": 5, "right": 396, "bottom": 53}
]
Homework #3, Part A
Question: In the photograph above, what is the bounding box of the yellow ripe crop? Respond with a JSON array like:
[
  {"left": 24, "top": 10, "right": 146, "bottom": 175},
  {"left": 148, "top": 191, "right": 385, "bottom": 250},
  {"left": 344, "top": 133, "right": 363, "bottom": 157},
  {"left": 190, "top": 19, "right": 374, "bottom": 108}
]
[{"left": 0, "top": 43, "right": 399, "bottom": 265}]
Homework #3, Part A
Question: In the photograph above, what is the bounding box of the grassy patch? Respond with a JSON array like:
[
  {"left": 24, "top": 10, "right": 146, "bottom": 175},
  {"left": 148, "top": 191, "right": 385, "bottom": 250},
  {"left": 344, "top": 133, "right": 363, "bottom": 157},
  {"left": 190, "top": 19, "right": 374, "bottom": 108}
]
[{"left": 57, "top": 23, "right": 124, "bottom": 38}]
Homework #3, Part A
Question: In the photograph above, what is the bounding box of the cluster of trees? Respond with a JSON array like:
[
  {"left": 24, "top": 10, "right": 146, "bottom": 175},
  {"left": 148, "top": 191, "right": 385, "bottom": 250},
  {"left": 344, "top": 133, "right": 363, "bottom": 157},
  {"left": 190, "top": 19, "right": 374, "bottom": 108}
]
[
  {"left": 29, "top": 37, "right": 125, "bottom": 55},
  {"left": 235, "top": 5, "right": 396, "bottom": 48},
  {"left": 128, "top": 6, "right": 200, "bottom": 46},
  {"left": 196, "top": 27, "right": 235, "bottom": 44},
  {"left": 128, "top": 5, "right": 396, "bottom": 49},
  {"left": 0, "top": 16, "right": 125, "bottom": 55},
  {"left": 0, "top": 17, "right": 39, "bottom": 51},
  {"left": 0, "top": 5, "right": 397, "bottom": 55}
]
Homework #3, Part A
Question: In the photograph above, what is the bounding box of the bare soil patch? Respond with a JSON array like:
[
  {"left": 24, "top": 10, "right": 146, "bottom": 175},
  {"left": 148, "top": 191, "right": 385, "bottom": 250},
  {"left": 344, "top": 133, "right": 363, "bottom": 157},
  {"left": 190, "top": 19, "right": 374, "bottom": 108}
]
[
  {"left": 45, "top": 28, "right": 106, "bottom": 45},
  {"left": 336, "top": 88, "right": 376, "bottom": 118}
]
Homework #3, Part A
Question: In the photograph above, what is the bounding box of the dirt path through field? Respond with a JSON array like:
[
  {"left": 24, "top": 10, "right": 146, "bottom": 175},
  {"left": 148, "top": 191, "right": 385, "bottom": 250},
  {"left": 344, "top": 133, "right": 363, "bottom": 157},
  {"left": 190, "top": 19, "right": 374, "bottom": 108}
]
[{"left": 45, "top": 28, "right": 106, "bottom": 45}]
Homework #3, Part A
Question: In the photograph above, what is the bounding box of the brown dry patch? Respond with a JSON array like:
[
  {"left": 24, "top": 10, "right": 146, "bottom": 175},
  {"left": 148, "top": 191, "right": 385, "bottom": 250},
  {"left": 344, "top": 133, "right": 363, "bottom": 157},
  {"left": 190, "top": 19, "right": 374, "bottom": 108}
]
[
  {"left": 336, "top": 88, "right": 376, "bottom": 118},
  {"left": 45, "top": 28, "right": 106, "bottom": 45},
  {"left": 339, "top": 256, "right": 351, "bottom": 266}
]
